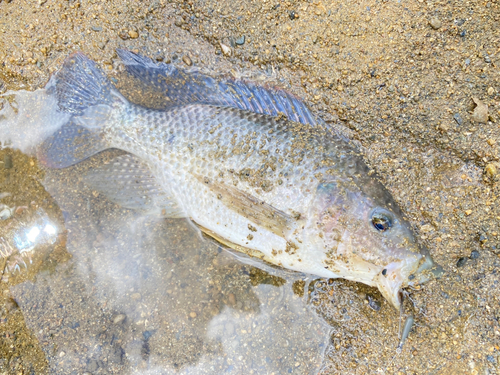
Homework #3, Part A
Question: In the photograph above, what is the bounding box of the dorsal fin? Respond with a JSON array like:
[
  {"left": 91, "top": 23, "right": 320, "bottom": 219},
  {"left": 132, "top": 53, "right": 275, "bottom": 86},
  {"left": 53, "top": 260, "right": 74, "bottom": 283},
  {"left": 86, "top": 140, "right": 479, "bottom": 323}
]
[{"left": 116, "top": 49, "right": 322, "bottom": 126}]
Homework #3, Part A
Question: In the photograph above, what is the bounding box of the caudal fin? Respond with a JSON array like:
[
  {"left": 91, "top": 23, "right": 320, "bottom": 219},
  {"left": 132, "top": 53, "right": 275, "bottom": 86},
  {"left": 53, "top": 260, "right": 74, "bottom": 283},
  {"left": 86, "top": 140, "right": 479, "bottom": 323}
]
[
  {"left": 38, "top": 53, "right": 127, "bottom": 168},
  {"left": 37, "top": 120, "right": 108, "bottom": 168},
  {"left": 54, "top": 52, "right": 116, "bottom": 115}
]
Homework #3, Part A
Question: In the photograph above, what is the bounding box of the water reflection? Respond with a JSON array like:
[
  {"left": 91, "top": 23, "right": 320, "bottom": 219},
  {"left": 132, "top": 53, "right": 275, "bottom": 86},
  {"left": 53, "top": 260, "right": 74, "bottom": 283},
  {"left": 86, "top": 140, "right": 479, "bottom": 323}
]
[{"left": 6, "top": 157, "right": 330, "bottom": 374}]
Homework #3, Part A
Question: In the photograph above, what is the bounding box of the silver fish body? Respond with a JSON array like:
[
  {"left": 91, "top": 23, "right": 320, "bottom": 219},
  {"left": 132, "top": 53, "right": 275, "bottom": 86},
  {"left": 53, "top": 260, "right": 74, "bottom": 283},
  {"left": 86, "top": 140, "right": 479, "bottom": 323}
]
[{"left": 38, "top": 51, "right": 442, "bottom": 309}]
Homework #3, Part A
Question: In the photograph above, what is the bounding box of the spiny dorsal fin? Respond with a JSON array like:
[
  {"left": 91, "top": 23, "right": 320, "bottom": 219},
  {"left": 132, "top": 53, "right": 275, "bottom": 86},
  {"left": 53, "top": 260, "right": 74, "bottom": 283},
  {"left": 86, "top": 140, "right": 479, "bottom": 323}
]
[{"left": 116, "top": 49, "right": 321, "bottom": 126}]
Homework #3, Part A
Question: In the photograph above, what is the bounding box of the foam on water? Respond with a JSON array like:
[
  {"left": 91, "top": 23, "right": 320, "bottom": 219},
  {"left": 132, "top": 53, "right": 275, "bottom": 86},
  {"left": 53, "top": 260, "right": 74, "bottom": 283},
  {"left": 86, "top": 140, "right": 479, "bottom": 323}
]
[{"left": 0, "top": 79, "right": 70, "bottom": 154}]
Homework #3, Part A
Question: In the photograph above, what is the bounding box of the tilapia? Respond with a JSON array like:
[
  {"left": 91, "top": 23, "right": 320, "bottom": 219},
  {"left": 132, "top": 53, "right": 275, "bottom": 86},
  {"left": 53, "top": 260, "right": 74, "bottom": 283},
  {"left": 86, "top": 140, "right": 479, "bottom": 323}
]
[{"left": 31, "top": 50, "right": 441, "bottom": 309}]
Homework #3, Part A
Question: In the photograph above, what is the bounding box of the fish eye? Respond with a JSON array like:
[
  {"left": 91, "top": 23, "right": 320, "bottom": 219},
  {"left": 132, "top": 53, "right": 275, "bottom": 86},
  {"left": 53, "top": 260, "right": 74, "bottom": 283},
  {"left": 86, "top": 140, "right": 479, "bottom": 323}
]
[{"left": 371, "top": 212, "right": 392, "bottom": 232}]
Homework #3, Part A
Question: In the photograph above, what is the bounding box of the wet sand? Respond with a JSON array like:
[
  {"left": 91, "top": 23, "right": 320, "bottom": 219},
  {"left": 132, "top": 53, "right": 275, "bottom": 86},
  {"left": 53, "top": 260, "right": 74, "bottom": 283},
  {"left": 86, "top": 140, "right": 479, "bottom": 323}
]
[{"left": 0, "top": 0, "right": 499, "bottom": 374}]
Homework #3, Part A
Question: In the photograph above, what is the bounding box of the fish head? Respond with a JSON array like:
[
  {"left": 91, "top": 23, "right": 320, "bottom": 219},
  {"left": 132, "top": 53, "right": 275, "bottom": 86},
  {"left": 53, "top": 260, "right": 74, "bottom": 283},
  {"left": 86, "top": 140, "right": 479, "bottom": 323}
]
[{"left": 310, "top": 180, "right": 443, "bottom": 310}]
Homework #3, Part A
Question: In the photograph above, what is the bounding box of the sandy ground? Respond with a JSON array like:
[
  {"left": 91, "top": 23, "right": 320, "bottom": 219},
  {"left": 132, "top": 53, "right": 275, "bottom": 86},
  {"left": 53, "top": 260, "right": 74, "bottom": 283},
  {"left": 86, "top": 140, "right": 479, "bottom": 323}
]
[{"left": 0, "top": 0, "right": 499, "bottom": 374}]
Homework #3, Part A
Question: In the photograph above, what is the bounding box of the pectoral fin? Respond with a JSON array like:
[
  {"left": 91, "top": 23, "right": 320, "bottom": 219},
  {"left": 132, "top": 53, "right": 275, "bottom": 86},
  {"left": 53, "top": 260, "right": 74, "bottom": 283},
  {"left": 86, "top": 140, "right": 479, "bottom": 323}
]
[{"left": 195, "top": 175, "right": 298, "bottom": 237}]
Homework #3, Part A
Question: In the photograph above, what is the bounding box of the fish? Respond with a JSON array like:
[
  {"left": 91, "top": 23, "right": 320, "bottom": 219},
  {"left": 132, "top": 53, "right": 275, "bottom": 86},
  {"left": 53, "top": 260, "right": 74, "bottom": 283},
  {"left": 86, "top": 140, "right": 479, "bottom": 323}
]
[{"left": 30, "top": 50, "right": 442, "bottom": 309}]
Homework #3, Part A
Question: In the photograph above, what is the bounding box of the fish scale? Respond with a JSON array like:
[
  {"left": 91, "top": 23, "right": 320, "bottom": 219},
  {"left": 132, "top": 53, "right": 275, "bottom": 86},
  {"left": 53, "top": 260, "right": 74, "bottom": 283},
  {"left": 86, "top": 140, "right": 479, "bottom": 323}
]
[
  {"left": 35, "top": 50, "right": 443, "bottom": 309},
  {"left": 113, "top": 104, "right": 322, "bottom": 212}
]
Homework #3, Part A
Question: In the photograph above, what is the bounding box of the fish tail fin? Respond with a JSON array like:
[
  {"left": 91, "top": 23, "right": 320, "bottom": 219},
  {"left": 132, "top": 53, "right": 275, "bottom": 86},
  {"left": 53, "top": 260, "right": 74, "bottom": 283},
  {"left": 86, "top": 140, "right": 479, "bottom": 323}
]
[
  {"left": 54, "top": 52, "right": 125, "bottom": 114},
  {"left": 37, "top": 120, "right": 108, "bottom": 168},
  {"left": 38, "top": 52, "right": 128, "bottom": 168}
]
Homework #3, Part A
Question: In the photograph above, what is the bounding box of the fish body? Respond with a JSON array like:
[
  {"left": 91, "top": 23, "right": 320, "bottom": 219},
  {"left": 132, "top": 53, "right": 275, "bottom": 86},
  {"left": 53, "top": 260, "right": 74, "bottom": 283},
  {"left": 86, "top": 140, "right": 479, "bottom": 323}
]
[{"left": 38, "top": 51, "right": 442, "bottom": 309}]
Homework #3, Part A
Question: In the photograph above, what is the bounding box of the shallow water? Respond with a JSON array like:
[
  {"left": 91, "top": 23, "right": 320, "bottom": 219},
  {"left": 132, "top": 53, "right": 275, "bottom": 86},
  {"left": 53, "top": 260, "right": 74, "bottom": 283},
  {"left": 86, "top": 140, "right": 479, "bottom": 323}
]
[{"left": 1, "top": 146, "right": 335, "bottom": 374}]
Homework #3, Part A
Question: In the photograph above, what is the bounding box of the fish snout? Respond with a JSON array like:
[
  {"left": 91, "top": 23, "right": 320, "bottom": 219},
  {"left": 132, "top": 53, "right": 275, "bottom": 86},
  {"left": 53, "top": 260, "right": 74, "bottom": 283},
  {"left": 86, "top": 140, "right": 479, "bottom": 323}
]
[
  {"left": 407, "top": 252, "right": 445, "bottom": 287},
  {"left": 376, "top": 251, "right": 444, "bottom": 310}
]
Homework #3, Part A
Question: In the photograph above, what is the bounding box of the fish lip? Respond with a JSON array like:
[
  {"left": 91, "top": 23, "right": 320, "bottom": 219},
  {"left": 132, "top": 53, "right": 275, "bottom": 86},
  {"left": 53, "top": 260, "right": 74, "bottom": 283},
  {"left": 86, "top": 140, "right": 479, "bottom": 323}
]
[
  {"left": 375, "top": 257, "right": 420, "bottom": 310},
  {"left": 378, "top": 251, "right": 444, "bottom": 309},
  {"left": 408, "top": 252, "right": 445, "bottom": 286}
]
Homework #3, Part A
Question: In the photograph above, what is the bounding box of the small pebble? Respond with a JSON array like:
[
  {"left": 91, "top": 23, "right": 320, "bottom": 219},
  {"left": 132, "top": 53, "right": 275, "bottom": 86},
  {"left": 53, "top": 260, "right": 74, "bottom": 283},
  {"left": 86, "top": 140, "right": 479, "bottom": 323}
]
[
  {"left": 131, "top": 293, "right": 141, "bottom": 300},
  {"left": 429, "top": 18, "right": 442, "bottom": 29},
  {"left": 112, "top": 313, "right": 126, "bottom": 324},
  {"left": 228, "top": 293, "right": 236, "bottom": 306},
  {"left": 189, "top": 311, "right": 197, "bottom": 318},
  {"left": 128, "top": 30, "right": 139, "bottom": 39},
  {"left": 3, "top": 155, "right": 12, "bottom": 169},
  {"left": 470, "top": 250, "right": 480, "bottom": 259},
  {"left": 235, "top": 36, "right": 245, "bottom": 45},
  {"left": 453, "top": 113, "right": 463, "bottom": 126},
  {"left": 0, "top": 207, "right": 13, "bottom": 220},
  {"left": 367, "top": 295, "right": 381, "bottom": 311},
  {"left": 174, "top": 17, "right": 184, "bottom": 27},
  {"left": 182, "top": 55, "right": 192, "bottom": 66},
  {"left": 91, "top": 26, "right": 102, "bottom": 32},
  {"left": 471, "top": 97, "right": 488, "bottom": 123},
  {"left": 457, "top": 257, "right": 467, "bottom": 267},
  {"left": 484, "top": 163, "right": 498, "bottom": 179},
  {"left": 487, "top": 87, "right": 495, "bottom": 96},
  {"left": 87, "top": 359, "right": 99, "bottom": 372},
  {"left": 220, "top": 42, "right": 231, "bottom": 56}
]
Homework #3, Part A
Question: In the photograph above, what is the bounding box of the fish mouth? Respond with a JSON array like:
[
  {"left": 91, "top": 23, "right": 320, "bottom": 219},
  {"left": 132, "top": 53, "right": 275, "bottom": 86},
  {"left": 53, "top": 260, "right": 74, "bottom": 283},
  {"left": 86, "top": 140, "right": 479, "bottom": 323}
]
[
  {"left": 376, "top": 253, "right": 444, "bottom": 310},
  {"left": 375, "top": 258, "right": 418, "bottom": 310},
  {"left": 408, "top": 252, "right": 445, "bottom": 286}
]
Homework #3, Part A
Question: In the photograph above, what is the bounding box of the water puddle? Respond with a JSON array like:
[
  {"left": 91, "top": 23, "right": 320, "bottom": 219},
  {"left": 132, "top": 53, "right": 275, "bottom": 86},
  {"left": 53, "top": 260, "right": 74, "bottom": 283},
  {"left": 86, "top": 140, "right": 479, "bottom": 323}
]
[{"left": 1, "top": 143, "right": 331, "bottom": 373}]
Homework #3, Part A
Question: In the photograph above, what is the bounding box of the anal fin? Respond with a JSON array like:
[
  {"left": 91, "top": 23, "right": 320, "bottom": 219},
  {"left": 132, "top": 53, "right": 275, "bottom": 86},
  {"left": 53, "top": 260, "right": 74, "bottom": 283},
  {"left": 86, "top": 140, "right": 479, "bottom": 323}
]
[{"left": 85, "top": 154, "right": 185, "bottom": 218}]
